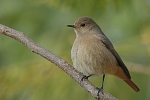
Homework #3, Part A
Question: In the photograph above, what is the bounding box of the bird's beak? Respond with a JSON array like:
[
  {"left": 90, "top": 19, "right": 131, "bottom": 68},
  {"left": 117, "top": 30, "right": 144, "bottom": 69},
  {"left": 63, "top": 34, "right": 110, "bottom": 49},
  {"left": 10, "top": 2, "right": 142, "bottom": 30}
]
[{"left": 67, "top": 24, "right": 75, "bottom": 28}]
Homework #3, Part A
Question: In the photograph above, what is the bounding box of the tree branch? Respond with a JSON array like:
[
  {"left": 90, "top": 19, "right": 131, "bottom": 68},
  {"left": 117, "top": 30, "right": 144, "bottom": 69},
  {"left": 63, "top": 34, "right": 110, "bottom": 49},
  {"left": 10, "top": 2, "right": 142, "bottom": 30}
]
[{"left": 0, "top": 24, "right": 117, "bottom": 100}]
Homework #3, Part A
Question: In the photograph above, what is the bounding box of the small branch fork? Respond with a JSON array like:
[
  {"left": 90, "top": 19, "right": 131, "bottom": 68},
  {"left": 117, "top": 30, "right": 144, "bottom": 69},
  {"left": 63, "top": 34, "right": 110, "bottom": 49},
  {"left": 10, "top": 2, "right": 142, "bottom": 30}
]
[{"left": 0, "top": 24, "right": 117, "bottom": 100}]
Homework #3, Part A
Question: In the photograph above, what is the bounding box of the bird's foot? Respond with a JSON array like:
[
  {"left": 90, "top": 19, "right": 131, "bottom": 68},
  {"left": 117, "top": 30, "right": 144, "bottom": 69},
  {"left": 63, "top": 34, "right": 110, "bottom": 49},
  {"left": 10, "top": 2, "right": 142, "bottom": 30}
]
[
  {"left": 81, "top": 75, "right": 92, "bottom": 81},
  {"left": 96, "top": 87, "right": 104, "bottom": 97}
]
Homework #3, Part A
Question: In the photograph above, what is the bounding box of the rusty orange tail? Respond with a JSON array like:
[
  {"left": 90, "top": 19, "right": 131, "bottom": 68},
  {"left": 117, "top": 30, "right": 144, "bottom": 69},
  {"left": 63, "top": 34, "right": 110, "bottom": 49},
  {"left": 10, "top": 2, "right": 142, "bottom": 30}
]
[
  {"left": 113, "top": 68, "right": 140, "bottom": 92},
  {"left": 124, "top": 79, "right": 140, "bottom": 92}
]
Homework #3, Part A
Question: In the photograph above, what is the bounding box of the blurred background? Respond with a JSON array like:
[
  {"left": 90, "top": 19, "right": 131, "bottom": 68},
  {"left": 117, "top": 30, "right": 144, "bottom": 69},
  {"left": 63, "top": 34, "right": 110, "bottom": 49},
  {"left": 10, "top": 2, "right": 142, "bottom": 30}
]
[{"left": 0, "top": 0, "right": 150, "bottom": 100}]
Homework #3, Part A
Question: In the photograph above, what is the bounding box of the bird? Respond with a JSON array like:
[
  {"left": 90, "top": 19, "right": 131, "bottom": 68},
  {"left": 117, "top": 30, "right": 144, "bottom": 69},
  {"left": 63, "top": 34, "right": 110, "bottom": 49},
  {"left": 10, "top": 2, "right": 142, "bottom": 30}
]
[{"left": 67, "top": 16, "right": 140, "bottom": 95}]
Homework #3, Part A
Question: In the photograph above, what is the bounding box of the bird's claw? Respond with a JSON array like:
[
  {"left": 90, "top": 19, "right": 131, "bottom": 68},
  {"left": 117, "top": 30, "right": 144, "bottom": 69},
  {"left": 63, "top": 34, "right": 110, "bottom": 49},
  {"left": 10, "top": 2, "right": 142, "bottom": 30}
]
[
  {"left": 96, "top": 87, "right": 104, "bottom": 97},
  {"left": 81, "top": 75, "right": 92, "bottom": 81}
]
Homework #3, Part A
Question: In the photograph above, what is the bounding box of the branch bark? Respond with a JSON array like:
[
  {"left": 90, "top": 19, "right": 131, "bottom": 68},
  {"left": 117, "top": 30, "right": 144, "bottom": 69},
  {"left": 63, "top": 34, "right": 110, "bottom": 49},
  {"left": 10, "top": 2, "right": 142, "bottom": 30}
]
[{"left": 0, "top": 24, "right": 117, "bottom": 100}]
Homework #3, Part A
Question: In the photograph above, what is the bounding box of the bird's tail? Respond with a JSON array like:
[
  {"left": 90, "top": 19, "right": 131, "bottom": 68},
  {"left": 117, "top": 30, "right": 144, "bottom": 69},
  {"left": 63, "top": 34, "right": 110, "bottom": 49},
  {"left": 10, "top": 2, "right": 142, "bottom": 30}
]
[
  {"left": 123, "top": 79, "right": 140, "bottom": 92},
  {"left": 113, "top": 68, "right": 140, "bottom": 92}
]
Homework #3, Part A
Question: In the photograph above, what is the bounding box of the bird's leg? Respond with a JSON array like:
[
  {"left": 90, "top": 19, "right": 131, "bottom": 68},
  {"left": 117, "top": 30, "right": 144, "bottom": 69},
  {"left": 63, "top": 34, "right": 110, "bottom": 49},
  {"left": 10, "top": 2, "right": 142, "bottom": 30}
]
[
  {"left": 81, "top": 74, "right": 92, "bottom": 81},
  {"left": 97, "top": 74, "right": 105, "bottom": 96},
  {"left": 101, "top": 74, "right": 105, "bottom": 90}
]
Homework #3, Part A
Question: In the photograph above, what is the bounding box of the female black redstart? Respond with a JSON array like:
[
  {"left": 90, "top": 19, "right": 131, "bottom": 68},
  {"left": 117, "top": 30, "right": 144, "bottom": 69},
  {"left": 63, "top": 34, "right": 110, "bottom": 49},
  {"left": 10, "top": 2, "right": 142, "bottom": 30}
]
[{"left": 67, "top": 16, "right": 140, "bottom": 95}]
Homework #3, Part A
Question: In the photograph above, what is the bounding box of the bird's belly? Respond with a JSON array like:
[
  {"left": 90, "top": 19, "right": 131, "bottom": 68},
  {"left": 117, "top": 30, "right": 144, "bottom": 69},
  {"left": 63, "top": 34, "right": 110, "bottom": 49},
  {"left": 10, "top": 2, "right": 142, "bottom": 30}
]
[
  {"left": 71, "top": 41, "right": 118, "bottom": 76},
  {"left": 74, "top": 60, "right": 104, "bottom": 76}
]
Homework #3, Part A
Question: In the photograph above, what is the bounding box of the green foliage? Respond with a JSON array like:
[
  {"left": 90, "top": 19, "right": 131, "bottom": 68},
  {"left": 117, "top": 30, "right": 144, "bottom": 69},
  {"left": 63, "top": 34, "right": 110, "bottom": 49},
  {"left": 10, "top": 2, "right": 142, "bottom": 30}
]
[{"left": 0, "top": 0, "right": 150, "bottom": 100}]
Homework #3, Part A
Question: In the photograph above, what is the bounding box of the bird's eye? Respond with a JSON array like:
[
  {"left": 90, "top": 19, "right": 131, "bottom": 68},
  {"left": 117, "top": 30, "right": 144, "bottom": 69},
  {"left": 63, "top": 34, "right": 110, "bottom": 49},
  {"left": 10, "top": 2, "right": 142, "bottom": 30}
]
[{"left": 81, "top": 23, "right": 85, "bottom": 27}]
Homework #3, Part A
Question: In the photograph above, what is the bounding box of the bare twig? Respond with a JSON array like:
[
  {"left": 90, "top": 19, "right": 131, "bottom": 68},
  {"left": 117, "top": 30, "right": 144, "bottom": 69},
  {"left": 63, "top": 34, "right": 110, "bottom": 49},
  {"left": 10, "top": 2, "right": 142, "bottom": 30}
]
[{"left": 0, "top": 24, "right": 117, "bottom": 100}]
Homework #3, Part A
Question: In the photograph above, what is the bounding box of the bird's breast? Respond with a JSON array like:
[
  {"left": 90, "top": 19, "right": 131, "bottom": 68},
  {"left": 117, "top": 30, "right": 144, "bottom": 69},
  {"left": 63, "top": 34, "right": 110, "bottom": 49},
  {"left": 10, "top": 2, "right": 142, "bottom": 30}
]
[{"left": 71, "top": 35, "right": 118, "bottom": 76}]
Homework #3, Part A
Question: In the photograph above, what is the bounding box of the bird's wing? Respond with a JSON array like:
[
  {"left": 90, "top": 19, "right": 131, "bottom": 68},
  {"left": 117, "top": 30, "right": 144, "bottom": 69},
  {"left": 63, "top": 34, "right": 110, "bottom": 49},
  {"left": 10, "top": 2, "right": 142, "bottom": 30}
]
[{"left": 96, "top": 34, "right": 131, "bottom": 79}]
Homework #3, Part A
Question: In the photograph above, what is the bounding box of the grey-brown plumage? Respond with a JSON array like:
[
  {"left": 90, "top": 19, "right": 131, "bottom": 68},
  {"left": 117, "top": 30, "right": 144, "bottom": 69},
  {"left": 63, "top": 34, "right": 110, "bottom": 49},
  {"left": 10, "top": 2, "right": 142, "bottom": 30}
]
[{"left": 67, "top": 16, "right": 140, "bottom": 92}]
